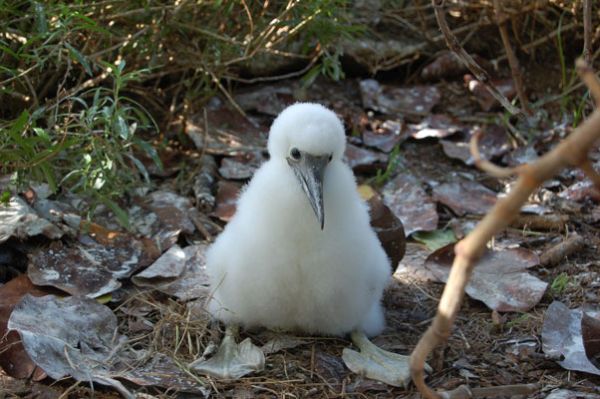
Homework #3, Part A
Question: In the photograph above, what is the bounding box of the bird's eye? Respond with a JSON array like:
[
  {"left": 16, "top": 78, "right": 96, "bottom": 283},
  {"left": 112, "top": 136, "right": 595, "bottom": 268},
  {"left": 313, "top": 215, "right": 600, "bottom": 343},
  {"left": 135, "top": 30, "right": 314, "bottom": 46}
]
[
  {"left": 328, "top": 154, "right": 333, "bottom": 163},
  {"left": 290, "top": 147, "right": 301, "bottom": 160}
]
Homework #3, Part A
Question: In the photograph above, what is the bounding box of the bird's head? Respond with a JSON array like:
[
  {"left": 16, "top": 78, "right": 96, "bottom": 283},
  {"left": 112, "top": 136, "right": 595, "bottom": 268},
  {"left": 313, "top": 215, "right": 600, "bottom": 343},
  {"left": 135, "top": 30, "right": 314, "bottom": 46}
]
[{"left": 267, "top": 103, "right": 346, "bottom": 230}]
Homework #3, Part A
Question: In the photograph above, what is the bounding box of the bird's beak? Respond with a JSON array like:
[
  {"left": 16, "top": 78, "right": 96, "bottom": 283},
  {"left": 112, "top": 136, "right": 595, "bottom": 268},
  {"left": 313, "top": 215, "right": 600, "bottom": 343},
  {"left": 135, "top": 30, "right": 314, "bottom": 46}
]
[{"left": 288, "top": 153, "right": 329, "bottom": 230}]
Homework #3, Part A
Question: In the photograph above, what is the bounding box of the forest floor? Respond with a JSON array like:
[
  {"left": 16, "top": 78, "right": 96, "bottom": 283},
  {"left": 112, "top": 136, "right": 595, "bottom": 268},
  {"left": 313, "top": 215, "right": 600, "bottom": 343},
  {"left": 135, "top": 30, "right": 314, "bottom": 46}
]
[{"left": 1, "top": 52, "right": 600, "bottom": 399}]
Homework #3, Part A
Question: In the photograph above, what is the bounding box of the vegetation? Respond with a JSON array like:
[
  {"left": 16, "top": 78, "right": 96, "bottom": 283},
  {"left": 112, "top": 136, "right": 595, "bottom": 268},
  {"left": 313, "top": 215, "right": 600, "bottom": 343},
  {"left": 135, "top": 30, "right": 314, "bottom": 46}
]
[{"left": 0, "top": 0, "right": 357, "bottom": 216}]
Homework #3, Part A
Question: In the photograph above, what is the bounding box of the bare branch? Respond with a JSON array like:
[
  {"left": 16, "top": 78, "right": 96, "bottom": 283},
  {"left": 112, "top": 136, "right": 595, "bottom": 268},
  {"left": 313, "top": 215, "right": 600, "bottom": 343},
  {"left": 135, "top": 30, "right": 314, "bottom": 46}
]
[
  {"left": 577, "top": 58, "right": 600, "bottom": 105},
  {"left": 469, "top": 130, "right": 517, "bottom": 178},
  {"left": 410, "top": 59, "right": 600, "bottom": 399},
  {"left": 431, "top": 0, "right": 522, "bottom": 116},
  {"left": 492, "top": 0, "right": 530, "bottom": 114}
]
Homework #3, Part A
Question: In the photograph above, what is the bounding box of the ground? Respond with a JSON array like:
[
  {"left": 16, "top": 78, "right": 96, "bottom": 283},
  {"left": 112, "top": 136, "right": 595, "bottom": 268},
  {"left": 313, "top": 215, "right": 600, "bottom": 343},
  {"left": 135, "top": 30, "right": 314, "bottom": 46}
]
[{"left": 2, "top": 43, "right": 600, "bottom": 399}]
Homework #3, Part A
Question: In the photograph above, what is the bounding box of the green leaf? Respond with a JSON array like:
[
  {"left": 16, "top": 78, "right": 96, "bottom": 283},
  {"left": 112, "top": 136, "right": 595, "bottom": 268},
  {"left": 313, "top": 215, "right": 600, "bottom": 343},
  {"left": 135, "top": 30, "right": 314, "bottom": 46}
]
[
  {"left": 64, "top": 42, "right": 92, "bottom": 76},
  {"left": 33, "top": 2, "right": 48, "bottom": 35},
  {"left": 0, "top": 190, "right": 11, "bottom": 205},
  {"left": 33, "top": 127, "right": 50, "bottom": 141},
  {"left": 114, "top": 115, "right": 129, "bottom": 140},
  {"left": 133, "top": 137, "right": 163, "bottom": 171},
  {"left": 40, "top": 163, "right": 57, "bottom": 193},
  {"left": 413, "top": 229, "right": 457, "bottom": 251}
]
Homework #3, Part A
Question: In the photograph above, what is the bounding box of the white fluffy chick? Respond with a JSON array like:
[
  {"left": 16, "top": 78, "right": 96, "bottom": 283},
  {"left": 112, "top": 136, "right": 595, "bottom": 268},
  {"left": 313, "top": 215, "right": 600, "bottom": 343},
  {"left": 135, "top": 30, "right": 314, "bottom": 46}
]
[
  {"left": 206, "top": 102, "right": 390, "bottom": 337},
  {"left": 195, "top": 103, "right": 415, "bottom": 387}
]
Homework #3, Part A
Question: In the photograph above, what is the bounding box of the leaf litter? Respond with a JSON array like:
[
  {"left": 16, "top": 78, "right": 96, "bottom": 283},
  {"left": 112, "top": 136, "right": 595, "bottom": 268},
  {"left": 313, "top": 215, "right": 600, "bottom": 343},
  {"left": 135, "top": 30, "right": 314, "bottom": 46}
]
[
  {"left": 425, "top": 244, "right": 546, "bottom": 312},
  {"left": 542, "top": 301, "right": 600, "bottom": 377},
  {"left": 2, "top": 41, "right": 600, "bottom": 398}
]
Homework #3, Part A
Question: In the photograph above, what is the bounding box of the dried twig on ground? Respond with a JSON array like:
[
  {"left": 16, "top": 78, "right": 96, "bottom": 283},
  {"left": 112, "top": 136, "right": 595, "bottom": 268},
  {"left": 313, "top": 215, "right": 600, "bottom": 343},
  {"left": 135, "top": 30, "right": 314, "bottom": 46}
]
[
  {"left": 409, "top": 58, "right": 600, "bottom": 399},
  {"left": 510, "top": 214, "right": 569, "bottom": 232},
  {"left": 432, "top": 0, "right": 522, "bottom": 116},
  {"left": 492, "top": 0, "right": 530, "bottom": 115},
  {"left": 540, "top": 234, "right": 585, "bottom": 267}
]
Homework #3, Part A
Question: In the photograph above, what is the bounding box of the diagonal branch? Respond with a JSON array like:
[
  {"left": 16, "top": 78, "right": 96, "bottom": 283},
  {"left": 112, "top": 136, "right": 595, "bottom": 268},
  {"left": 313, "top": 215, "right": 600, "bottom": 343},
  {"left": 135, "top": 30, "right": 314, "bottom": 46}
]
[
  {"left": 492, "top": 0, "right": 530, "bottom": 115},
  {"left": 409, "top": 59, "right": 600, "bottom": 399},
  {"left": 431, "top": 0, "right": 522, "bottom": 116}
]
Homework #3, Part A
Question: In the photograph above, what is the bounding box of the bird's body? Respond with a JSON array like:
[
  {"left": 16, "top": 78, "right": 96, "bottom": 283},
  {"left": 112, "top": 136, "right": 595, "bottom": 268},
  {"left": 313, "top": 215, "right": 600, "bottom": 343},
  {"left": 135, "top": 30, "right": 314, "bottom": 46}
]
[{"left": 206, "top": 103, "right": 390, "bottom": 337}]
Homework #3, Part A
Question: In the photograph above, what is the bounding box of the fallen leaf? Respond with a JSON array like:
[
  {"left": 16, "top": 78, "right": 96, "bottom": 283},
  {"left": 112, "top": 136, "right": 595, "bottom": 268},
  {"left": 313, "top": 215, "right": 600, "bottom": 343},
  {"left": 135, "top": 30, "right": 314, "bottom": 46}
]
[
  {"left": 212, "top": 181, "right": 242, "bottom": 222},
  {"left": 0, "top": 196, "right": 63, "bottom": 244},
  {"left": 359, "top": 79, "right": 441, "bottom": 115},
  {"left": 367, "top": 195, "right": 406, "bottom": 269},
  {"left": 133, "top": 244, "right": 209, "bottom": 301},
  {"left": 132, "top": 245, "right": 187, "bottom": 285},
  {"left": 421, "top": 51, "right": 477, "bottom": 81},
  {"left": 545, "top": 389, "right": 600, "bottom": 399},
  {"left": 407, "top": 114, "right": 463, "bottom": 139},
  {"left": 123, "top": 353, "right": 210, "bottom": 395},
  {"left": 542, "top": 301, "right": 600, "bottom": 376},
  {"left": 393, "top": 243, "right": 436, "bottom": 283},
  {"left": 234, "top": 84, "right": 295, "bottom": 116},
  {"left": 503, "top": 144, "right": 539, "bottom": 166},
  {"left": 219, "top": 151, "right": 266, "bottom": 180},
  {"left": 146, "top": 190, "right": 196, "bottom": 235},
  {"left": 344, "top": 143, "right": 388, "bottom": 172},
  {"left": 412, "top": 229, "right": 457, "bottom": 251},
  {"left": 28, "top": 233, "right": 145, "bottom": 298},
  {"left": 440, "top": 125, "right": 510, "bottom": 166},
  {"left": 582, "top": 313, "right": 600, "bottom": 366},
  {"left": 432, "top": 180, "right": 497, "bottom": 216},
  {"left": 558, "top": 180, "right": 600, "bottom": 202},
  {"left": 186, "top": 98, "right": 267, "bottom": 156},
  {"left": 8, "top": 294, "right": 135, "bottom": 398},
  {"left": 261, "top": 334, "right": 308, "bottom": 355},
  {"left": 382, "top": 173, "right": 438, "bottom": 235},
  {"left": 362, "top": 120, "right": 406, "bottom": 153},
  {"left": 425, "top": 244, "right": 546, "bottom": 311},
  {"left": 0, "top": 275, "right": 50, "bottom": 380}
]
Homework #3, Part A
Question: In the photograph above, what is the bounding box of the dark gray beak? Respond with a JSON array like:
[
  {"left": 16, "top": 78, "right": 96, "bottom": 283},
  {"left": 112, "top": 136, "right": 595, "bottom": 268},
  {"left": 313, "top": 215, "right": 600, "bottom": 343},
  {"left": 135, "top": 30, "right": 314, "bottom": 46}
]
[{"left": 288, "top": 152, "right": 330, "bottom": 230}]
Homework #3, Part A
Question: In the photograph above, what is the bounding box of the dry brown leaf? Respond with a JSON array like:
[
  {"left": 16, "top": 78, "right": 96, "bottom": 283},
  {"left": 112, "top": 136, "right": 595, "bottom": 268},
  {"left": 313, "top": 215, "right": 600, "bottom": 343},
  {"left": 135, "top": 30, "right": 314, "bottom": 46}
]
[
  {"left": 0, "top": 275, "right": 49, "bottom": 380},
  {"left": 359, "top": 79, "right": 441, "bottom": 115},
  {"left": 382, "top": 173, "right": 438, "bottom": 235},
  {"left": 432, "top": 180, "right": 497, "bottom": 216},
  {"left": 425, "top": 244, "right": 545, "bottom": 312},
  {"left": 542, "top": 301, "right": 600, "bottom": 376}
]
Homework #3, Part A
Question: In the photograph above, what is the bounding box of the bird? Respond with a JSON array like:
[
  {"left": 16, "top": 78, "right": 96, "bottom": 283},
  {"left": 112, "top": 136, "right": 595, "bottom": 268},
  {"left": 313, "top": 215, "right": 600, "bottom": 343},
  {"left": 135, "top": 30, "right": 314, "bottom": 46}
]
[{"left": 193, "top": 103, "right": 414, "bottom": 386}]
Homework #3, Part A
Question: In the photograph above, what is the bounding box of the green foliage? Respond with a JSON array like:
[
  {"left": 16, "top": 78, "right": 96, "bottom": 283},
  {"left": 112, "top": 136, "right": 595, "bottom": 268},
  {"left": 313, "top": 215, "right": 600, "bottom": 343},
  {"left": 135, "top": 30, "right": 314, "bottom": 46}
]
[
  {"left": 412, "top": 229, "right": 457, "bottom": 251},
  {"left": 550, "top": 272, "right": 571, "bottom": 295},
  {"left": 0, "top": 0, "right": 358, "bottom": 225},
  {"left": 374, "top": 145, "right": 403, "bottom": 186}
]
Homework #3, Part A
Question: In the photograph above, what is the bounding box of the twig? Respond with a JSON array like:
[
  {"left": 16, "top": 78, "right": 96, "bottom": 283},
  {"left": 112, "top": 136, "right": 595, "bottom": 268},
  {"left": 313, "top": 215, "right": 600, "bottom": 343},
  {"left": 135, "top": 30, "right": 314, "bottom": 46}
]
[
  {"left": 432, "top": 0, "right": 522, "bottom": 116},
  {"left": 540, "top": 234, "right": 585, "bottom": 267},
  {"left": 224, "top": 53, "right": 320, "bottom": 84},
  {"left": 469, "top": 130, "right": 518, "bottom": 178},
  {"left": 510, "top": 214, "right": 568, "bottom": 232},
  {"left": 493, "top": 0, "right": 530, "bottom": 115},
  {"left": 493, "top": 22, "right": 578, "bottom": 65},
  {"left": 583, "top": 0, "right": 593, "bottom": 64},
  {"left": 577, "top": 58, "right": 600, "bottom": 103},
  {"left": 410, "top": 59, "right": 600, "bottom": 399}
]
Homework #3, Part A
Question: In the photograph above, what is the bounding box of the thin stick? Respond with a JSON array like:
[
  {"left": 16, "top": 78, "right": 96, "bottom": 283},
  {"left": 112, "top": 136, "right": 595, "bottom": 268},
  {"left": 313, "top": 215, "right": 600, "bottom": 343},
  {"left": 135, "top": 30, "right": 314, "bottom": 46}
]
[
  {"left": 410, "top": 59, "right": 600, "bottom": 399},
  {"left": 493, "top": 0, "right": 530, "bottom": 115},
  {"left": 583, "top": 0, "right": 593, "bottom": 64},
  {"left": 469, "top": 130, "right": 517, "bottom": 178},
  {"left": 432, "top": 0, "right": 522, "bottom": 116}
]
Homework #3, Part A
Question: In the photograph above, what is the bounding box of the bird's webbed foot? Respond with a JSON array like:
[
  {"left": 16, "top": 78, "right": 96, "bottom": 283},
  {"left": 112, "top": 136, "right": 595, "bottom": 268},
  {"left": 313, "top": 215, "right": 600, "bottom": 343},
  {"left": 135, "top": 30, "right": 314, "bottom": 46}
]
[
  {"left": 342, "top": 330, "right": 430, "bottom": 388},
  {"left": 190, "top": 325, "right": 265, "bottom": 379}
]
